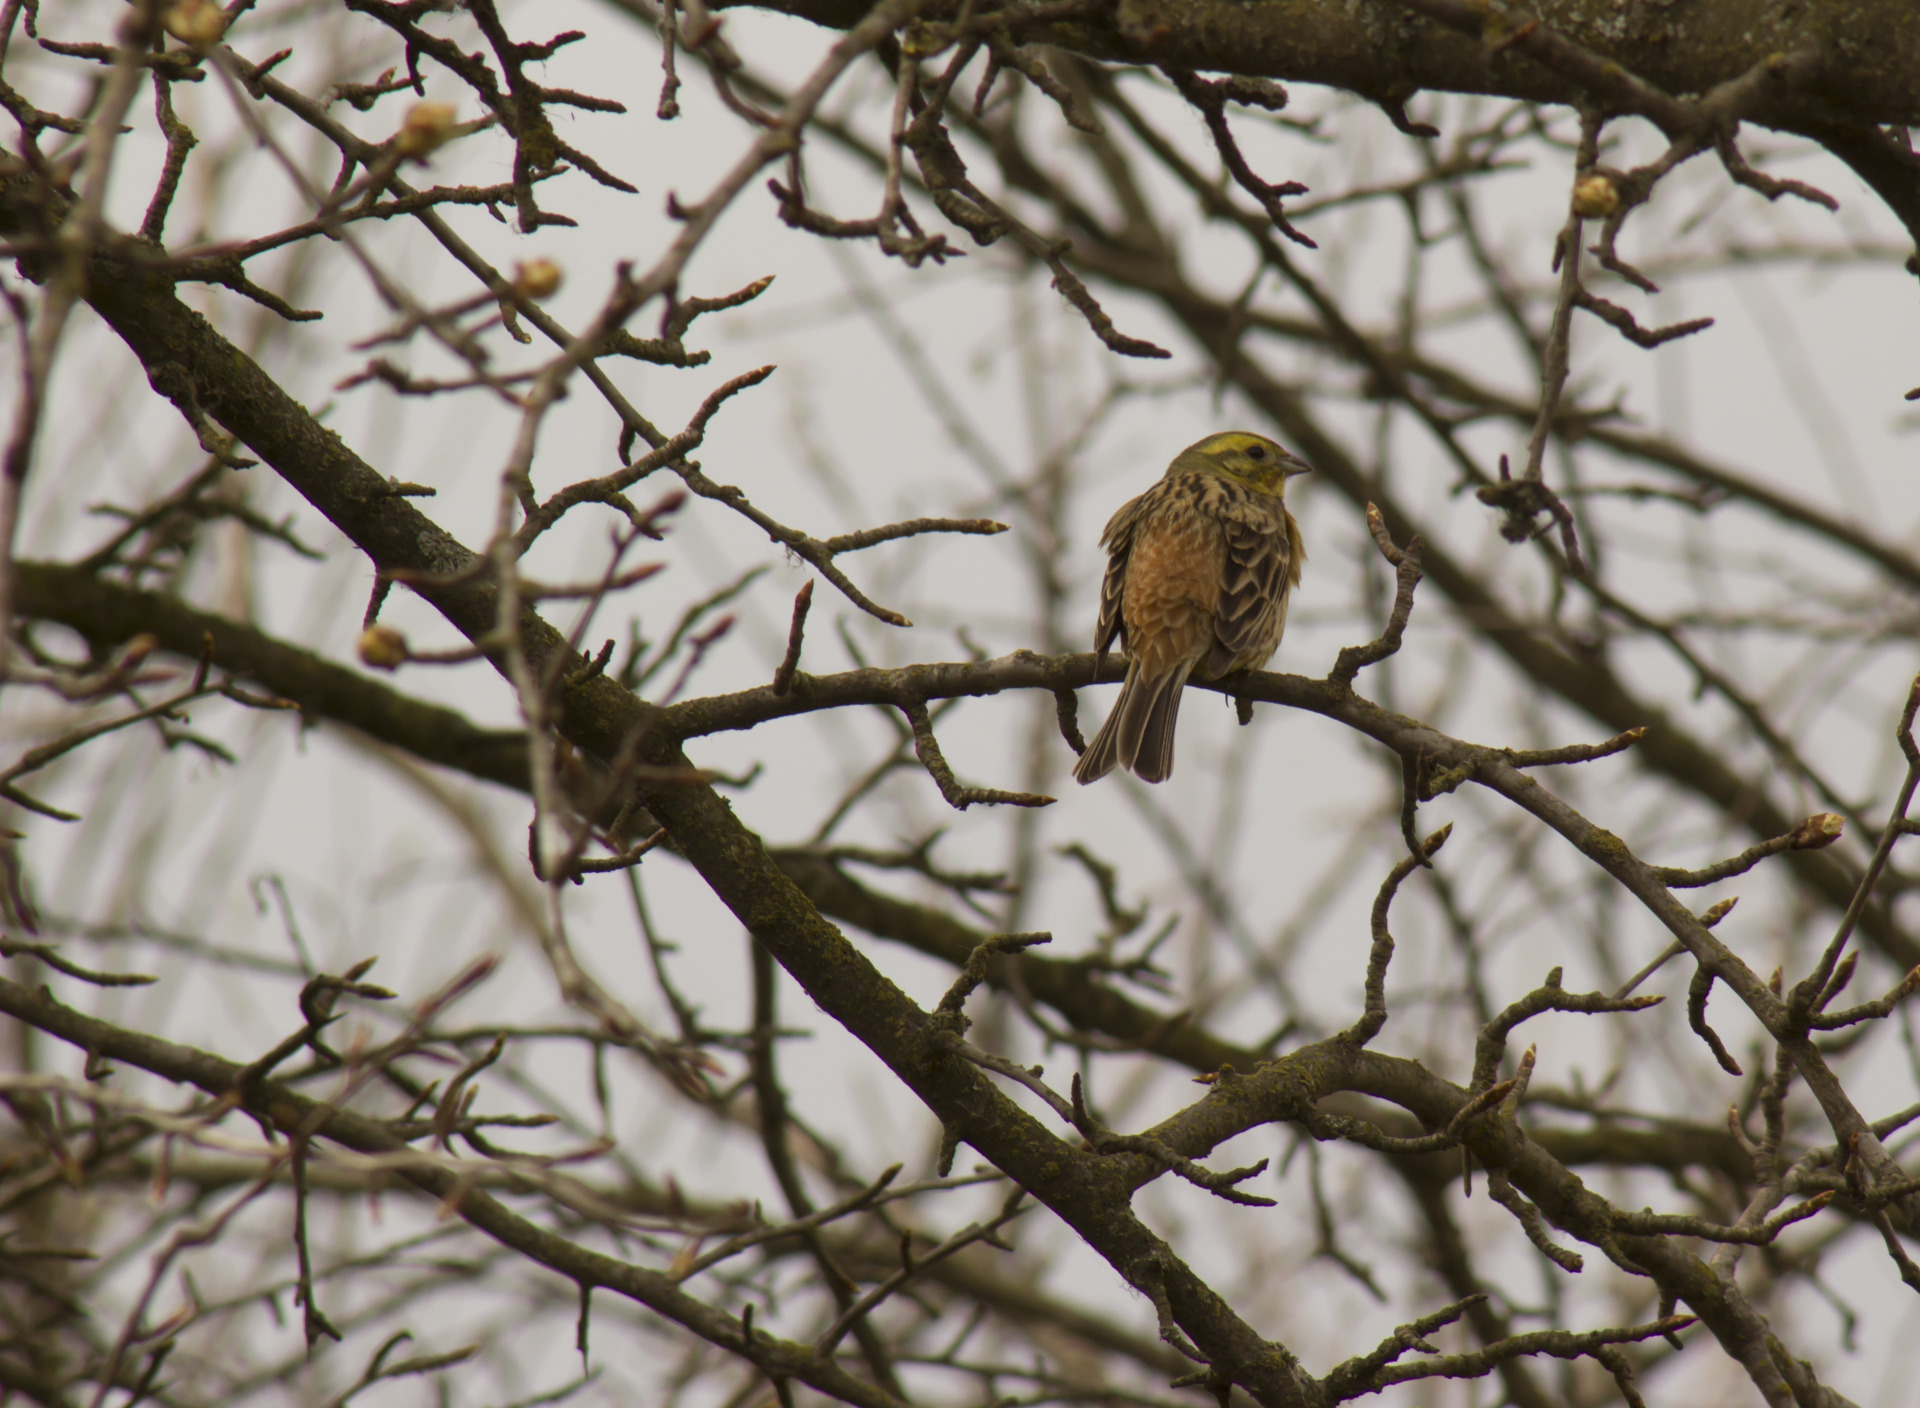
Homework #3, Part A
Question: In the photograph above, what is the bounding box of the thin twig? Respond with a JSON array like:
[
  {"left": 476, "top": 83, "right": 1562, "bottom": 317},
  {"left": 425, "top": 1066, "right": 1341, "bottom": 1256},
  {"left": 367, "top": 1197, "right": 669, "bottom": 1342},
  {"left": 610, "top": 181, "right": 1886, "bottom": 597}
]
[{"left": 772, "top": 580, "right": 814, "bottom": 695}]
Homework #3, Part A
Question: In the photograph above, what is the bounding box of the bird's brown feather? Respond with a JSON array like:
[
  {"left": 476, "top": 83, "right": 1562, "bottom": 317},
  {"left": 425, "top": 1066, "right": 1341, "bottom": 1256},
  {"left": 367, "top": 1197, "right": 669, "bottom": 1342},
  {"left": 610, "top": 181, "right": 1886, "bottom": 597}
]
[
  {"left": 1123, "top": 505, "right": 1221, "bottom": 678},
  {"left": 1206, "top": 513, "right": 1290, "bottom": 678}
]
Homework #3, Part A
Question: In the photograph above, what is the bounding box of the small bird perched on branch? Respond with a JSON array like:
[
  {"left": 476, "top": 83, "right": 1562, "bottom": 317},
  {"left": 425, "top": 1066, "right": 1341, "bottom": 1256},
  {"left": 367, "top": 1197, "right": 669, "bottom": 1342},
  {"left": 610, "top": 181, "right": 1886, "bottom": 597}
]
[{"left": 1074, "top": 431, "right": 1309, "bottom": 784}]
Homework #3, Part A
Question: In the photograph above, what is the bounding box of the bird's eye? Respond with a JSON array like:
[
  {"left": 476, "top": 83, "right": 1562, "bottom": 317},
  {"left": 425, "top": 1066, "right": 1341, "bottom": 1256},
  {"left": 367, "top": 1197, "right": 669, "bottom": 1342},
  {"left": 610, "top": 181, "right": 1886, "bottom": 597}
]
[{"left": 1245, "top": 444, "right": 1266, "bottom": 461}]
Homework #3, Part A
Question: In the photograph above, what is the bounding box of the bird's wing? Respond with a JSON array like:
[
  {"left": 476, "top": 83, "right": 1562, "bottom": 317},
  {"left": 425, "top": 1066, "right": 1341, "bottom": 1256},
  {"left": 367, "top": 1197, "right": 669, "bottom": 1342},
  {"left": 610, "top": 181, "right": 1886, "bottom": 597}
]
[
  {"left": 1205, "top": 501, "right": 1294, "bottom": 677},
  {"left": 1093, "top": 490, "right": 1151, "bottom": 658}
]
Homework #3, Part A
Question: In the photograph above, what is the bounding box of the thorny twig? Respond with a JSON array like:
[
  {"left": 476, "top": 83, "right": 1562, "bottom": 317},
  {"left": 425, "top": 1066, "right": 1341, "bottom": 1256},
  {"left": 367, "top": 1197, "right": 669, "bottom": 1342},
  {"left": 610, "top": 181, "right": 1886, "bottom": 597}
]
[
  {"left": 771, "top": 579, "right": 814, "bottom": 695},
  {"left": 1329, "top": 504, "right": 1423, "bottom": 691},
  {"left": 1342, "top": 824, "right": 1451, "bottom": 1046},
  {"left": 902, "top": 699, "right": 1054, "bottom": 809},
  {"left": 1790, "top": 674, "right": 1920, "bottom": 1030},
  {"left": 1069, "top": 1073, "right": 1277, "bottom": 1208}
]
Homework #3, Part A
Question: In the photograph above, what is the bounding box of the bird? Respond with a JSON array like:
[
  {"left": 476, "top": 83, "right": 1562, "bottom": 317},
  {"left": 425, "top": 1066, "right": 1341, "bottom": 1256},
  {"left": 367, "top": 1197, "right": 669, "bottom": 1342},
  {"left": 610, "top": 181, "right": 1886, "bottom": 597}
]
[{"left": 1073, "top": 431, "right": 1309, "bottom": 785}]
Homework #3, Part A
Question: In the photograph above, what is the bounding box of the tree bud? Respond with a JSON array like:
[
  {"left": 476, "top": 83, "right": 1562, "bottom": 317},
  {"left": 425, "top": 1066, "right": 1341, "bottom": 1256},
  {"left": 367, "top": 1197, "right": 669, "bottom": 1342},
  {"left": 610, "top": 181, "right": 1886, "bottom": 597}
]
[
  {"left": 396, "top": 102, "right": 459, "bottom": 159},
  {"left": 357, "top": 624, "right": 409, "bottom": 670},
  {"left": 1572, "top": 173, "right": 1619, "bottom": 219},
  {"left": 514, "top": 259, "right": 563, "bottom": 300},
  {"left": 164, "top": 0, "right": 229, "bottom": 47}
]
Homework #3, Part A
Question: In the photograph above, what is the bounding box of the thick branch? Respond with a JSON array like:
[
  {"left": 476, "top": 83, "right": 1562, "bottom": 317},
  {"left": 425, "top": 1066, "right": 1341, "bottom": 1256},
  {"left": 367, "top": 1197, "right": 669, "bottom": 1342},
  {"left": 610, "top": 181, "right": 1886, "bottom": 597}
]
[{"left": 720, "top": 0, "right": 1920, "bottom": 136}]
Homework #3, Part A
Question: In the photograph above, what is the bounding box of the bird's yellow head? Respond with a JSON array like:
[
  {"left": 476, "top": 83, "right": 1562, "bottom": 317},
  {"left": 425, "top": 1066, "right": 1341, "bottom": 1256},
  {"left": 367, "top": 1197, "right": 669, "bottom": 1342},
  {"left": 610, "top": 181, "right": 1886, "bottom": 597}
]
[{"left": 1170, "top": 431, "right": 1313, "bottom": 495}]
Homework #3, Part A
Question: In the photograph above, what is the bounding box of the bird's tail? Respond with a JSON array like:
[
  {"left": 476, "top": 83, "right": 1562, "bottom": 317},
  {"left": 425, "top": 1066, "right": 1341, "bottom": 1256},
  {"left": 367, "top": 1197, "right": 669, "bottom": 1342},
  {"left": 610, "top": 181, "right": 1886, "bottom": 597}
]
[
  {"left": 1073, "top": 683, "right": 1125, "bottom": 785},
  {"left": 1073, "top": 661, "right": 1191, "bottom": 785}
]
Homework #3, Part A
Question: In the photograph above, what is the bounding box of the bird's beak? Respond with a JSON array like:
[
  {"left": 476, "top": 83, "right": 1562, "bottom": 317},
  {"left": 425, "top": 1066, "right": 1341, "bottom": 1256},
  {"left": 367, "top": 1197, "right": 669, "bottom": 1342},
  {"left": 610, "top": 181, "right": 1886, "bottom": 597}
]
[{"left": 1281, "top": 453, "right": 1313, "bottom": 478}]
